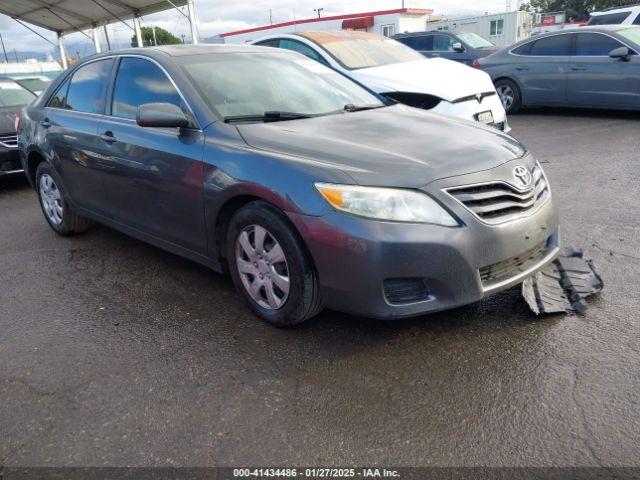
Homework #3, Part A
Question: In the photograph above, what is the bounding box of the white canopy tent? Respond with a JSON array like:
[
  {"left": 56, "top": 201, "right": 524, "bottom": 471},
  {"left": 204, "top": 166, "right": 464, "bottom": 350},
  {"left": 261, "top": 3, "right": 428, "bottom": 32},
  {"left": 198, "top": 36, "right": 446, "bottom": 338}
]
[{"left": 0, "top": 0, "right": 198, "bottom": 68}]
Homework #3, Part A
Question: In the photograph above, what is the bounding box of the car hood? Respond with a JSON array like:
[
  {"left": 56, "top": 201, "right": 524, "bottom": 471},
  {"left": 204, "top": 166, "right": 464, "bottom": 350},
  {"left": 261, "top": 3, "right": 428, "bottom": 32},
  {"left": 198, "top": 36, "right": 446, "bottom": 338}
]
[
  {"left": 0, "top": 106, "right": 20, "bottom": 135},
  {"left": 236, "top": 104, "right": 526, "bottom": 188},
  {"left": 349, "top": 58, "right": 497, "bottom": 102}
]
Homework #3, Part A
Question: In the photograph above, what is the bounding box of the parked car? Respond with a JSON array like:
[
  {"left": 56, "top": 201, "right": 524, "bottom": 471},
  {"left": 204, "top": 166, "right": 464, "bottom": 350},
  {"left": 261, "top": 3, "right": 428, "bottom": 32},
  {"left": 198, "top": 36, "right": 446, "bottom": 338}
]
[
  {"left": 251, "top": 30, "right": 510, "bottom": 132},
  {"left": 18, "top": 45, "right": 559, "bottom": 326},
  {"left": 588, "top": 5, "right": 640, "bottom": 26},
  {"left": 394, "top": 30, "right": 498, "bottom": 66},
  {"left": 477, "top": 26, "right": 640, "bottom": 114},
  {"left": 12, "top": 75, "right": 53, "bottom": 95},
  {"left": 1, "top": 78, "right": 36, "bottom": 178}
]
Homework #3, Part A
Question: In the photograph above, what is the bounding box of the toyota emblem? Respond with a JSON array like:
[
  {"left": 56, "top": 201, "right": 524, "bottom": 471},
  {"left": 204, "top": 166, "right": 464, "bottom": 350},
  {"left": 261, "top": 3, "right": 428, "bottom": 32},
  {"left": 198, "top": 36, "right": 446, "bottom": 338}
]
[{"left": 513, "top": 166, "right": 532, "bottom": 188}]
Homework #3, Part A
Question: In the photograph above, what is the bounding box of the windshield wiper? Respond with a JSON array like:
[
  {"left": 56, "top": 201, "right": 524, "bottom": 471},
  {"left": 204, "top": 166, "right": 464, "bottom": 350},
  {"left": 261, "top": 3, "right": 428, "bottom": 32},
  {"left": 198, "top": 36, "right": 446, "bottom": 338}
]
[
  {"left": 224, "top": 111, "right": 312, "bottom": 123},
  {"left": 343, "top": 103, "right": 385, "bottom": 112}
]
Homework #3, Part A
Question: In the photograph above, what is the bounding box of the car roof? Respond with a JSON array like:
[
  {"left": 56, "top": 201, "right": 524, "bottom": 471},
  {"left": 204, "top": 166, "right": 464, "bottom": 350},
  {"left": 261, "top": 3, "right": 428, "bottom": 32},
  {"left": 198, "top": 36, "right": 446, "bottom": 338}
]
[
  {"left": 296, "top": 30, "right": 386, "bottom": 42},
  {"left": 591, "top": 4, "right": 640, "bottom": 14},
  {"left": 529, "top": 25, "right": 639, "bottom": 38}
]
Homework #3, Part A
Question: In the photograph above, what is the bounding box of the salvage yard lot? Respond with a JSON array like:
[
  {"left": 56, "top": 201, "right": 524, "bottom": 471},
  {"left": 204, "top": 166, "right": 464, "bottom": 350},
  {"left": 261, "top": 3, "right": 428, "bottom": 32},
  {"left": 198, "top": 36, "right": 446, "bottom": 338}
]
[{"left": 1, "top": 110, "right": 639, "bottom": 466}]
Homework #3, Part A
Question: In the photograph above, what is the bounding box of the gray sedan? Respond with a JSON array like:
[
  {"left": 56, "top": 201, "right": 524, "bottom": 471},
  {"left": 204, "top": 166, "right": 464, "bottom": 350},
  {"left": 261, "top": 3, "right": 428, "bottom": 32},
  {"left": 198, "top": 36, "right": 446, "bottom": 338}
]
[
  {"left": 478, "top": 26, "right": 640, "bottom": 113},
  {"left": 18, "top": 45, "right": 558, "bottom": 326}
]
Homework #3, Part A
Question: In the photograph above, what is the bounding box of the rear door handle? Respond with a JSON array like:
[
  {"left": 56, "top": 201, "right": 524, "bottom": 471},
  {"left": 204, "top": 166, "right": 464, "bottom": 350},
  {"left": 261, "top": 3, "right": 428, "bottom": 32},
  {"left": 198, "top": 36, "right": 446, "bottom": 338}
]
[
  {"left": 516, "top": 66, "right": 530, "bottom": 71},
  {"left": 572, "top": 65, "right": 587, "bottom": 71},
  {"left": 100, "top": 131, "right": 117, "bottom": 143},
  {"left": 40, "top": 120, "right": 51, "bottom": 128}
]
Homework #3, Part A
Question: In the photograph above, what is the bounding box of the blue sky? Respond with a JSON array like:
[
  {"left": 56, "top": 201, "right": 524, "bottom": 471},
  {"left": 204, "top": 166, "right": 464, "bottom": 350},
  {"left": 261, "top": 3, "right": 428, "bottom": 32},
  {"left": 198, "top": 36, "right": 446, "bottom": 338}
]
[{"left": 0, "top": 0, "right": 509, "bottom": 58}]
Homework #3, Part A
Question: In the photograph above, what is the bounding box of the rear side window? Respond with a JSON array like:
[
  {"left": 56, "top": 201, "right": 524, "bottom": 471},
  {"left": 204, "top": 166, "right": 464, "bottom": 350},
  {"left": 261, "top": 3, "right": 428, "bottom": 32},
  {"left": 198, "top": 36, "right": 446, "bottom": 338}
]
[
  {"left": 575, "top": 33, "right": 623, "bottom": 56},
  {"left": 255, "top": 39, "right": 280, "bottom": 48},
  {"left": 529, "top": 35, "right": 573, "bottom": 56},
  {"left": 111, "top": 57, "right": 184, "bottom": 120},
  {"left": 587, "top": 12, "right": 630, "bottom": 25},
  {"left": 512, "top": 41, "right": 533, "bottom": 55},
  {"left": 47, "top": 77, "right": 70, "bottom": 108},
  {"left": 279, "top": 39, "right": 327, "bottom": 64},
  {"left": 65, "top": 59, "right": 113, "bottom": 114}
]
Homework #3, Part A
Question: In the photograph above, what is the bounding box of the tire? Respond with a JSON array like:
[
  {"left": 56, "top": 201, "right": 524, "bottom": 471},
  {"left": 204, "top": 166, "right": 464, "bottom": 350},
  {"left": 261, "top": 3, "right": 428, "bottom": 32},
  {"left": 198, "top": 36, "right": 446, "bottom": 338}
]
[
  {"left": 495, "top": 78, "right": 522, "bottom": 115},
  {"left": 226, "top": 201, "right": 322, "bottom": 327},
  {"left": 35, "top": 162, "right": 93, "bottom": 236}
]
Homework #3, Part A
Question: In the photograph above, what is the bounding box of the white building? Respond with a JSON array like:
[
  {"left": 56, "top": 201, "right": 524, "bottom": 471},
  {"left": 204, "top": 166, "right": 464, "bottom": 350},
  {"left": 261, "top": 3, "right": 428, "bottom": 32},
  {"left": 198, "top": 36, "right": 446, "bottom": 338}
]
[
  {"left": 426, "top": 11, "right": 533, "bottom": 47},
  {"left": 214, "top": 8, "right": 434, "bottom": 44}
]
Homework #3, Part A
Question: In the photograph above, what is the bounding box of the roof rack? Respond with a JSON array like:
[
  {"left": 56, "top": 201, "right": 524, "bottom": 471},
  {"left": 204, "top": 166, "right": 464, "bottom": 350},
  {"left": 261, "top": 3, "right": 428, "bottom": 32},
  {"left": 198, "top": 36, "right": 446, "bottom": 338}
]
[{"left": 593, "top": 3, "right": 640, "bottom": 13}]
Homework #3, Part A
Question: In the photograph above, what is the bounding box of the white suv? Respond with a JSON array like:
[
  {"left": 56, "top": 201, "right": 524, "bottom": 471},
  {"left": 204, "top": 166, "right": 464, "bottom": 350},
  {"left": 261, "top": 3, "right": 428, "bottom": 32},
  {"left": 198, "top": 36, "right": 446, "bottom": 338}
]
[{"left": 588, "top": 5, "right": 640, "bottom": 25}]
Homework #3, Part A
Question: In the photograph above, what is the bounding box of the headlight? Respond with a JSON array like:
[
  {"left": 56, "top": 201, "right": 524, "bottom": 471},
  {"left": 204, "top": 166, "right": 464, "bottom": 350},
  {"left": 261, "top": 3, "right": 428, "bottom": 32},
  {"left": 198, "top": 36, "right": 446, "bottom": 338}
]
[{"left": 315, "top": 183, "right": 459, "bottom": 226}]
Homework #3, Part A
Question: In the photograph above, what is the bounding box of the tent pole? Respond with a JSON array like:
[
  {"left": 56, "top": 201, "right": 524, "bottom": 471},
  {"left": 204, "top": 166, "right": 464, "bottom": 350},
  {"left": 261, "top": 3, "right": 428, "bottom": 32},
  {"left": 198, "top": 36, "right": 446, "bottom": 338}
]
[
  {"left": 187, "top": 0, "right": 199, "bottom": 44},
  {"left": 57, "top": 32, "right": 68, "bottom": 69},
  {"left": 133, "top": 15, "right": 144, "bottom": 47}
]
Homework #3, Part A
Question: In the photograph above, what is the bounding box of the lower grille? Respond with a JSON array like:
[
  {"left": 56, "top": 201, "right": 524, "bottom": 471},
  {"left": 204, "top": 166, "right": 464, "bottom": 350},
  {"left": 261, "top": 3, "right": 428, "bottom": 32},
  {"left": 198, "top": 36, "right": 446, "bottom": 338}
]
[
  {"left": 383, "top": 278, "right": 429, "bottom": 305},
  {"left": 479, "top": 240, "right": 549, "bottom": 286},
  {"left": 0, "top": 134, "right": 18, "bottom": 148},
  {"left": 446, "top": 162, "right": 550, "bottom": 224},
  {"left": 1, "top": 158, "right": 22, "bottom": 173}
]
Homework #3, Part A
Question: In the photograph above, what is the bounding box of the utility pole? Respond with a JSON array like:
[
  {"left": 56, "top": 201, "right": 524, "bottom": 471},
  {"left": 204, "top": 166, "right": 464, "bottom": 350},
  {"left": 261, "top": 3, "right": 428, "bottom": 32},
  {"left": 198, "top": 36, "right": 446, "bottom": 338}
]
[
  {"left": 0, "top": 32, "right": 8, "bottom": 63},
  {"left": 314, "top": 7, "right": 324, "bottom": 18},
  {"left": 269, "top": 9, "right": 273, "bottom": 25},
  {"left": 152, "top": 26, "right": 157, "bottom": 46}
]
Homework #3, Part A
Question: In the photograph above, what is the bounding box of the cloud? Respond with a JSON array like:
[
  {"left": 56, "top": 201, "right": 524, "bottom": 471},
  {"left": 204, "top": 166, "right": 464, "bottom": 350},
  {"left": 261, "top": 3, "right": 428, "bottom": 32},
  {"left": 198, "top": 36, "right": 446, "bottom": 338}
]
[{"left": 0, "top": 0, "right": 509, "bottom": 55}]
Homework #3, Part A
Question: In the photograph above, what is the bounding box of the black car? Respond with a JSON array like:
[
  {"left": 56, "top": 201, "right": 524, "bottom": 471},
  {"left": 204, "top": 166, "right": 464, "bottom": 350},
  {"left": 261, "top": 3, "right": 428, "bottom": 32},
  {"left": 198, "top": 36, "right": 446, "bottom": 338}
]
[
  {"left": 1, "top": 78, "right": 36, "bottom": 177},
  {"left": 394, "top": 30, "right": 498, "bottom": 66}
]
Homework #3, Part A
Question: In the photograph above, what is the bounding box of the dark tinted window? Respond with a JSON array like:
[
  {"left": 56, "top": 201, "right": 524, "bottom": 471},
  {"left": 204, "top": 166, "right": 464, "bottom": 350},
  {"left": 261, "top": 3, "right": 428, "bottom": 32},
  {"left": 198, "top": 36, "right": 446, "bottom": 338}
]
[
  {"left": 398, "top": 35, "right": 432, "bottom": 50},
  {"left": 634, "top": 14, "right": 640, "bottom": 25},
  {"left": 65, "top": 59, "right": 113, "bottom": 114},
  {"left": 530, "top": 34, "right": 573, "bottom": 56},
  {"left": 47, "top": 77, "right": 70, "bottom": 108},
  {"left": 111, "top": 57, "right": 183, "bottom": 120},
  {"left": 587, "top": 12, "right": 630, "bottom": 25},
  {"left": 432, "top": 34, "right": 455, "bottom": 51},
  {"left": 279, "top": 39, "right": 327, "bottom": 64},
  {"left": 575, "top": 33, "right": 623, "bottom": 55},
  {"left": 255, "top": 39, "right": 280, "bottom": 48},
  {"left": 512, "top": 41, "right": 533, "bottom": 55}
]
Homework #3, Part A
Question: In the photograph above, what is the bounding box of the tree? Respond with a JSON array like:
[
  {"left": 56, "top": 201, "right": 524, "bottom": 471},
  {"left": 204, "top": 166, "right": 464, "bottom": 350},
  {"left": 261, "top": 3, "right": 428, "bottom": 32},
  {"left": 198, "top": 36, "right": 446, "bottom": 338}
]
[
  {"left": 130, "top": 26, "right": 181, "bottom": 47},
  {"left": 518, "top": 0, "right": 634, "bottom": 21}
]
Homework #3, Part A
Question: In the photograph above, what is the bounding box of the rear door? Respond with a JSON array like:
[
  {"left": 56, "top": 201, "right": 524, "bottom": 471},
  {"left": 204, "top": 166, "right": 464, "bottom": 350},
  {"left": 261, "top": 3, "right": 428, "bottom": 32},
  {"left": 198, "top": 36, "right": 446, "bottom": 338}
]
[
  {"left": 97, "top": 56, "right": 207, "bottom": 254},
  {"left": 42, "top": 58, "right": 114, "bottom": 217},
  {"left": 568, "top": 32, "right": 640, "bottom": 108},
  {"left": 514, "top": 34, "right": 574, "bottom": 106}
]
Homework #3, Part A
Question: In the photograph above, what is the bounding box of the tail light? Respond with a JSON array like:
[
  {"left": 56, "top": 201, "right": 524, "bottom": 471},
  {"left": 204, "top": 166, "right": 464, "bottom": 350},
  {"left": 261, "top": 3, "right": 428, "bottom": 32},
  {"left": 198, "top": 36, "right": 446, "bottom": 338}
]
[
  {"left": 14, "top": 116, "right": 21, "bottom": 133},
  {"left": 472, "top": 59, "right": 481, "bottom": 69}
]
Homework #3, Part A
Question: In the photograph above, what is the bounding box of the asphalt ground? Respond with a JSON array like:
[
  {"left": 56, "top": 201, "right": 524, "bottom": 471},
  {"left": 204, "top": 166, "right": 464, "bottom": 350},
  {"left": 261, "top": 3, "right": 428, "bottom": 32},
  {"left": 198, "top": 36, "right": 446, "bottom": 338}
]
[{"left": 1, "top": 110, "right": 639, "bottom": 468}]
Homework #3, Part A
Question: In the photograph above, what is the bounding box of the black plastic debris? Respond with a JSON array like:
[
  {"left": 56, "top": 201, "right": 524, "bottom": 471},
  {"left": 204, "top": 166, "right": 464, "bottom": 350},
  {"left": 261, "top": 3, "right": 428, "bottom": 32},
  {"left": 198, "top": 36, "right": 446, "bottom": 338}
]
[{"left": 522, "top": 246, "right": 603, "bottom": 315}]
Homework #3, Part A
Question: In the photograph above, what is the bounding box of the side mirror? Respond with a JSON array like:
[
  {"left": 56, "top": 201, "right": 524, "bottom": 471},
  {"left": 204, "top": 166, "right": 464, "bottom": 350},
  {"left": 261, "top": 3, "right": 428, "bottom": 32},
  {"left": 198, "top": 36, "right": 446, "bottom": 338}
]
[
  {"left": 609, "top": 46, "right": 630, "bottom": 61},
  {"left": 137, "top": 102, "right": 189, "bottom": 128},
  {"left": 452, "top": 42, "right": 465, "bottom": 52}
]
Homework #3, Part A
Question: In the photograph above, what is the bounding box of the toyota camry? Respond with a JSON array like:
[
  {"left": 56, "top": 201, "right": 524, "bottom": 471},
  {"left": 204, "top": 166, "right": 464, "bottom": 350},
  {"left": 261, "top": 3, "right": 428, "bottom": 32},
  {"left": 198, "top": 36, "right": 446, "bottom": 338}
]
[{"left": 18, "top": 45, "right": 559, "bottom": 326}]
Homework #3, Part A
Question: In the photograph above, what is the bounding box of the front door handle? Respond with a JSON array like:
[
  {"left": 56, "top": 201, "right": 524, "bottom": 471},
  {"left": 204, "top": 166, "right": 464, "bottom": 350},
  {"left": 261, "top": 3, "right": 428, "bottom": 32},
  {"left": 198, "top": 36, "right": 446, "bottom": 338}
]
[
  {"left": 516, "top": 66, "right": 530, "bottom": 71},
  {"left": 100, "top": 131, "right": 117, "bottom": 143},
  {"left": 40, "top": 119, "right": 51, "bottom": 128},
  {"left": 572, "top": 65, "right": 587, "bottom": 71}
]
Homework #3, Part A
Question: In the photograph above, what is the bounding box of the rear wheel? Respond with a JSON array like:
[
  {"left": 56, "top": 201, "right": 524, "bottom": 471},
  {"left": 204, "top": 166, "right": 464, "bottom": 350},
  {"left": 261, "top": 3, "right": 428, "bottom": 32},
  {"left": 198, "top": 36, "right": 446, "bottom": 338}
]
[
  {"left": 226, "top": 201, "right": 322, "bottom": 327},
  {"left": 495, "top": 78, "right": 522, "bottom": 114},
  {"left": 35, "top": 162, "right": 93, "bottom": 236}
]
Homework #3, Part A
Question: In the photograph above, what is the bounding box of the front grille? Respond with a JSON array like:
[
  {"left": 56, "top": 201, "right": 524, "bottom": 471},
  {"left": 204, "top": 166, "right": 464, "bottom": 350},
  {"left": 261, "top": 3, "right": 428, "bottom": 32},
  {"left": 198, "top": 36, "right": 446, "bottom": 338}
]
[
  {"left": 452, "top": 91, "right": 497, "bottom": 104},
  {"left": 0, "top": 134, "right": 18, "bottom": 148},
  {"left": 445, "top": 162, "right": 550, "bottom": 224},
  {"left": 479, "top": 240, "right": 549, "bottom": 286},
  {"left": 383, "top": 278, "right": 430, "bottom": 305}
]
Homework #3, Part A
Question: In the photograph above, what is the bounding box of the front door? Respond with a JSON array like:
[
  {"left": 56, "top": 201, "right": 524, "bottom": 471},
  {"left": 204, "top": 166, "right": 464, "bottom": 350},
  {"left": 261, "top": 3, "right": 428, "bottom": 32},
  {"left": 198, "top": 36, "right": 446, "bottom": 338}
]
[{"left": 97, "top": 56, "right": 207, "bottom": 254}]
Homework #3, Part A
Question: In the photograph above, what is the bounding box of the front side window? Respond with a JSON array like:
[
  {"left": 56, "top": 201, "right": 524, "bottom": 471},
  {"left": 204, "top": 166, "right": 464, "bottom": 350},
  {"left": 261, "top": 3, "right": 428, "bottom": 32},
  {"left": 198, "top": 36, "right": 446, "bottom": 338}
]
[
  {"left": 575, "top": 33, "right": 623, "bottom": 56},
  {"left": 587, "top": 12, "right": 630, "bottom": 25},
  {"left": 179, "top": 52, "right": 383, "bottom": 120},
  {"left": 298, "top": 31, "right": 424, "bottom": 70},
  {"left": 47, "top": 77, "right": 70, "bottom": 109},
  {"left": 65, "top": 59, "right": 113, "bottom": 114},
  {"left": 490, "top": 19, "right": 504, "bottom": 36},
  {"left": 0, "top": 81, "right": 36, "bottom": 107},
  {"left": 529, "top": 34, "right": 573, "bottom": 56},
  {"left": 111, "top": 57, "right": 184, "bottom": 121},
  {"left": 397, "top": 36, "right": 431, "bottom": 50},
  {"left": 432, "top": 35, "right": 455, "bottom": 51},
  {"left": 279, "top": 39, "right": 326, "bottom": 64}
]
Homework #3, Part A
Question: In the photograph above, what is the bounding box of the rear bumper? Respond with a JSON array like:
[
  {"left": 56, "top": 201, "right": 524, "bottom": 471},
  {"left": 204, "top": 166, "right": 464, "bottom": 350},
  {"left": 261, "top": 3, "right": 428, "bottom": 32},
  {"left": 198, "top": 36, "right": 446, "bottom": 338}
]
[
  {"left": 0, "top": 148, "right": 23, "bottom": 176},
  {"left": 287, "top": 194, "right": 560, "bottom": 319}
]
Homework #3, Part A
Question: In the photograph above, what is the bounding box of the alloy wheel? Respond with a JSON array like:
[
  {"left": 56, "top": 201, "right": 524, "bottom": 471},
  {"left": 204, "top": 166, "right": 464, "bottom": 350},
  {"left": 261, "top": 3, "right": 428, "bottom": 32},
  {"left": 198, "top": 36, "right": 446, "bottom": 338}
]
[
  {"left": 235, "top": 224, "right": 290, "bottom": 310},
  {"left": 39, "top": 174, "right": 63, "bottom": 227},
  {"left": 497, "top": 85, "right": 514, "bottom": 110}
]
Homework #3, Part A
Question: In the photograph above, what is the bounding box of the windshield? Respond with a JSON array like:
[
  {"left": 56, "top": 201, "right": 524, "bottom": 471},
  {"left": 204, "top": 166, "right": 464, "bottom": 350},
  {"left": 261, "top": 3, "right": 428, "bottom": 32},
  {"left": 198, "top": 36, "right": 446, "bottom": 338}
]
[
  {"left": 457, "top": 32, "right": 495, "bottom": 49},
  {"left": 178, "top": 52, "right": 384, "bottom": 121},
  {"left": 587, "top": 12, "right": 630, "bottom": 25},
  {"left": 300, "top": 31, "right": 424, "bottom": 70},
  {"left": 0, "top": 81, "right": 36, "bottom": 107},
  {"left": 618, "top": 28, "right": 640, "bottom": 47},
  {"left": 16, "top": 78, "right": 50, "bottom": 93}
]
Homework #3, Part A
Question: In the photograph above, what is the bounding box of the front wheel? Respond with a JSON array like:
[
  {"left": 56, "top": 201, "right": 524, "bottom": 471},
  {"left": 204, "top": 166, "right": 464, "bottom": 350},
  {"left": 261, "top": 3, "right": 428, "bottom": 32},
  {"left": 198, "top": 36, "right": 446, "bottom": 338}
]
[
  {"left": 495, "top": 78, "right": 522, "bottom": 115},
  {"left": 226, "top": 201, "right": 322, "bottom": 327}
]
